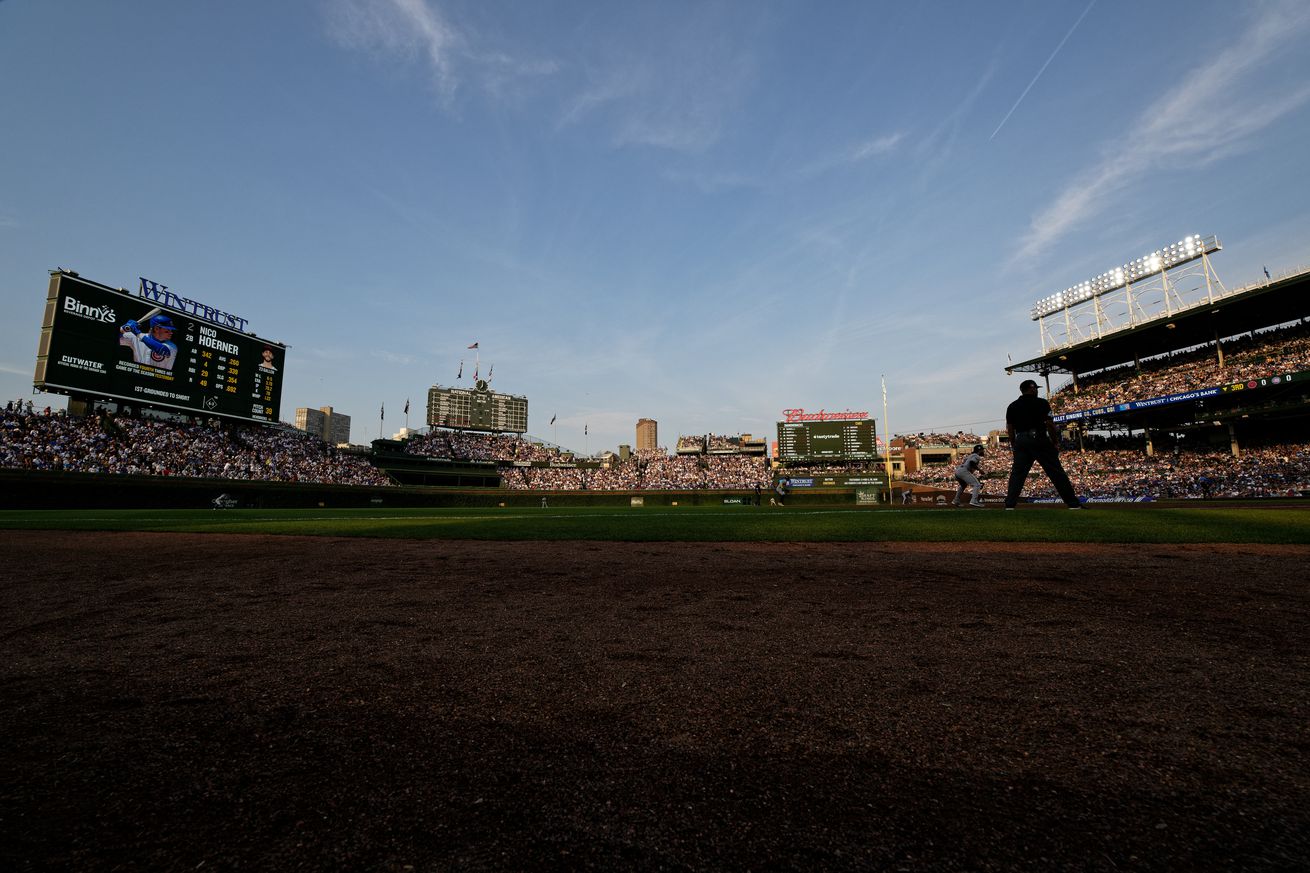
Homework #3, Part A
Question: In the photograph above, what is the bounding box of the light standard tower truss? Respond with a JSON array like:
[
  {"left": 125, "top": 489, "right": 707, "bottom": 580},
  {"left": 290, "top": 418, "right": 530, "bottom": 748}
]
[{"left": 1030, "top": 234, "right": 1227, "bottom": 354}]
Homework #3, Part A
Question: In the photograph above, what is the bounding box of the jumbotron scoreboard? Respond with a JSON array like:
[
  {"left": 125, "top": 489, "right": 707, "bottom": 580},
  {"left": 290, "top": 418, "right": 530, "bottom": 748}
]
[
  {"left": 33, "top": 271, "right": 285, "bottom": 424},
  {"left": 777, "top": 414, "right": 878, "bottom": 462}
]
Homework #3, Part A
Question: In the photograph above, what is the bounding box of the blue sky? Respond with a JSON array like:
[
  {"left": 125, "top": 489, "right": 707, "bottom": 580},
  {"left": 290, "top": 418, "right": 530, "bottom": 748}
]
[{"left": 3, "top": 0, "right": 1309, "bottom": 451}]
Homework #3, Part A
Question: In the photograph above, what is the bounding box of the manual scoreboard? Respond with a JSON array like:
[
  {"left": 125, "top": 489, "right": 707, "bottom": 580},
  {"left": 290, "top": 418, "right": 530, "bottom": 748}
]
[
  {"left": 427, "top": 380, "right": 528, "bottom": 433},
  {"left": 777, "top": 419, "right": 878, "bottom": 462},
  {"left": 33, "top": 272, "right": 285, "bottom": 424}
]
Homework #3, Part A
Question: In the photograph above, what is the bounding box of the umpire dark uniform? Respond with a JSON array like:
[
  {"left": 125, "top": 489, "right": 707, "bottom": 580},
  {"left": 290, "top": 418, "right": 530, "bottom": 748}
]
[{"left": 1004, "top": 379, "right": 1082, "bottom": 509}]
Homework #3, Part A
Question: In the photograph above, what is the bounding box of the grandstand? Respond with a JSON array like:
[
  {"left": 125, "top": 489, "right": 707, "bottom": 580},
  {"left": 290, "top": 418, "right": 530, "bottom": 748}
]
[
  {"left": 967, "top": 251, "right": 1310, "bottom": 502},
  {"left": 902, "top": 437, "right": 1310, "bottom": 500},
  {"left": 0, "top": 403, "right": 391, "bottom": 485},
  {"left": 1009, "top": 264, "right": 1310, "bottom": 455},
  {"left": 398, "top": 429, "right": 771, "bottom": 492}
]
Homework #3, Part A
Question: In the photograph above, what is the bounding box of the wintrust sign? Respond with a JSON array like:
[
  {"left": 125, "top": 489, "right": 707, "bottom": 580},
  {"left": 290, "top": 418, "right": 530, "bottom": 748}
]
[{"left": 138, "top": 277, "right": 250, "bottom": 332}]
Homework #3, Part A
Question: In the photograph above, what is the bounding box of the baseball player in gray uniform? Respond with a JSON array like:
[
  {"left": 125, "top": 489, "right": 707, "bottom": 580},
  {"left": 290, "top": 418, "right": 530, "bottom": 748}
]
[
  {"left": 119, "top": 314, "right": 179, "bottom": 371},
  {"left": 952, "top": 444, "right": 987, "bottom": 507}
]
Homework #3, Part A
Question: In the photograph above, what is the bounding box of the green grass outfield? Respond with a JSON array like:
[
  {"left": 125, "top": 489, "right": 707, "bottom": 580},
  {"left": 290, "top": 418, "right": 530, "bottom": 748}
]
[{"left": 2, "top": 503, "right": 1310, "bottom": 544}]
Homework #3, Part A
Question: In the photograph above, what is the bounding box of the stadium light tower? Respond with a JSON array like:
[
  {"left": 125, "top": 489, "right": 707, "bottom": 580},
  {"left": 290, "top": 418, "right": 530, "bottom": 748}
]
[{"left": 1030, "top": 234, "right": 1224, "bottom": 354}]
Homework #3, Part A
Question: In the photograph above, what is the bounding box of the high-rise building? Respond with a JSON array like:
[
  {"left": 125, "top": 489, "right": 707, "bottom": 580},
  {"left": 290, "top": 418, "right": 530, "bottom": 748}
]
[
  {"left": 636, "top": 418, "right": 658, "bottom": 451},
  {"left": 296, "top": 406, "right": 352, "bottom": 445}
]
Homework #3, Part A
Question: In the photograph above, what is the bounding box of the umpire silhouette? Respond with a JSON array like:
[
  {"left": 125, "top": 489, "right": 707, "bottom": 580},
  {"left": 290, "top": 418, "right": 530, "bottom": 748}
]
[{"left": 1004, "top": 379, "right": 1082, "bottom": 509}]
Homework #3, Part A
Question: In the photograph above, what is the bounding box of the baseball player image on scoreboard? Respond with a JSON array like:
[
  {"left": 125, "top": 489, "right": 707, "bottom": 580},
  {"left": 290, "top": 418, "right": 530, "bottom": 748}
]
[
  {"left": 119, "top": 313, "right": 179, "bottom": 371},
  {"left": 951, "top": 443, "right": 987, "bottom": 507}
]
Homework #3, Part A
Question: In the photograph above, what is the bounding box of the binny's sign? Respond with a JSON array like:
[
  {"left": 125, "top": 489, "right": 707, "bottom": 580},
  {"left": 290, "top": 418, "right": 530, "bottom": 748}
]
[{"left": 138, "top": 277, "right": 250, "bottom": 333}]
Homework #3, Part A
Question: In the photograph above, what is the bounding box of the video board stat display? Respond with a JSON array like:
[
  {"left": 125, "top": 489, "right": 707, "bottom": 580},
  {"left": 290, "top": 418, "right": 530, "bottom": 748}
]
[
  {"left": 777, "top": 419, "right": 877, "bottom": 462},
  {"left": 35, "top": 274, "right": 285, "bottom": 424}
]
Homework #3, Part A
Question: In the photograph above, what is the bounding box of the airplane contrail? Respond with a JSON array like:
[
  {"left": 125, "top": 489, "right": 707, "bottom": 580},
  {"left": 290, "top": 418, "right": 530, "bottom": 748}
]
[{"left": 990, "top": 0, "right": 1097, "bottom": 141}]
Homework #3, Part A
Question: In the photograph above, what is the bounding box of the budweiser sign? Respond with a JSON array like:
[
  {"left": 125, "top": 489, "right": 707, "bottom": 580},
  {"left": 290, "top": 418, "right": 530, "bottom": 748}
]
[{"left": 782, "top": 408, "right": 869, "bottom": 423}]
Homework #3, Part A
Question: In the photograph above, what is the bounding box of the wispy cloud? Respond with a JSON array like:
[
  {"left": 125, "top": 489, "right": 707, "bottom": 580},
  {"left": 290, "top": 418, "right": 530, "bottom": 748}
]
[
  {"left": 798, "top": 131, "right": 905, "bottom": 178},
  {"left": 326, "top": 0, "right": 556, "bottom": 102},
  {"left": 371, "top": 350, "right": 419, "bottom": 366},
  {"left": 1016, "top": 2, "right": 1310, "bottom": 262},
  {"left": 560, "top": 58, "right": 751, "bottom": 152},
  {"left": 915, "top": 58, "right": 999, "bottom": 173},
  {"left": 990, "top": 0, "right": 1096, "bottom": 142},
  {"left": 557, "top": 9, "right": 756, "bottom": 153},
  {"left": 662, "top": 129, "right": 904, "bottom": 193},
  {"left": 660, "top": 168, "right": 762, "bottom": 193},
  {"left": 851, "top": 132, "right": 905, "bottom": 161}
]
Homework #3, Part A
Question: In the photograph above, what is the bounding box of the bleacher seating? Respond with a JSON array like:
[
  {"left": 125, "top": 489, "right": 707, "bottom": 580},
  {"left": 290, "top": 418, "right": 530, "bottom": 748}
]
[{"left": 1, "top": 405, "right": 393, "bottom": 486}]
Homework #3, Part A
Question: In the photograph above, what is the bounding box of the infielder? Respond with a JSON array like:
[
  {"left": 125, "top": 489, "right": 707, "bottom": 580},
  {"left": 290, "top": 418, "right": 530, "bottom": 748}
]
[
  {"left": 119, "top": 314, "right": 178, "bottom": 371},
  {"left": 951, "top": 444, "right": 986, "bottom": 507}
]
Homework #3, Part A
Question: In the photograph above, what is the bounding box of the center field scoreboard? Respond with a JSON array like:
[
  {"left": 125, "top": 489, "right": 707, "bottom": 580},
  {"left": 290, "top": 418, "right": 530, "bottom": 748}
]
[
  {"left": 777, "top": 418, "right": 878, "bottom": 462},
  {"left": 33, "top": 271, "right": 286, "bottom": 423},
  {"left": 427, "top": 380, "right": 528, "bottom": 433}
]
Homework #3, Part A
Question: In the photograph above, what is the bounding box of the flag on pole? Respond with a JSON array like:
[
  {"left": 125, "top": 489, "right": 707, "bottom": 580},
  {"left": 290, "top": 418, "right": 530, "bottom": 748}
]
[
  {"left": 487, "top": 364, "right": 493, "bottom": 382},
  {"left": 457, "top": 361, "right": 463, "bottom": 379},
  {"left": 467, "top": 341, "right": 479, "bottom": 349},
  {"left": 380, "top": 403, "right": 384, "bottom": 420},
  {"left": 584, "top": 424, "right": 588, "bottom": 435},
  {"left": 404, "top": 399, "right": 409, "bottom": 415},
  {"left": 473, "top": 365, "right": 479, "bottom": 381},
  {"left": 550, "top": 413, "right": 556, "bottom": 425}
]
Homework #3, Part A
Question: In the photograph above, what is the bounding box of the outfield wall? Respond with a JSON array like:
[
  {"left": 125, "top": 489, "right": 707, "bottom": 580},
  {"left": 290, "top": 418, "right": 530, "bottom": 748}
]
[{"left": 0, "top": 471, "right": 866, "bottom": 510}]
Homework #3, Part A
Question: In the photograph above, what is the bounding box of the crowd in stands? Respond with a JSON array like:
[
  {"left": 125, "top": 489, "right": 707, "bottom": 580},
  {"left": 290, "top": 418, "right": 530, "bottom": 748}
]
[
  {"left": 9, "top": 401, "right": 1306, "bottom": 498},
  {"left": 405, "top": 429, "right": 772, "bottom": 490},
  {"left": 902, "top": 437, "right": 1310, "bottom": 499},
  {"left": 779, "top": 463, "right": 884, "bottom": 477},
  {"left": 405, "top": 429, "right": 559, "bottom": 462},
  {"left": 676, "top": 435, "right": 706, "bottom": 453},
  {"left": 1, "top": 403, "right": 393, "bottom": 486},
  {"left": 1052, "top": 322, "right": 1310, "bottom": 415},
  {"left": 898, "top": 432, "right": 983, "bottom": 448},
  {"left": 500, "top": 451, "right": 770, "bottom": 491}
]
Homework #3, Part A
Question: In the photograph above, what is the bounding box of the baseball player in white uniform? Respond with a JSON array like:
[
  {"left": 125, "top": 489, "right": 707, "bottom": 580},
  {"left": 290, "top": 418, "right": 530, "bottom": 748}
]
[
  {"left": 119, "top": 314, "right": 179, "bottom": 371},
  {"left": 952, "top": 444, "right": 986, "bottom": 507}
]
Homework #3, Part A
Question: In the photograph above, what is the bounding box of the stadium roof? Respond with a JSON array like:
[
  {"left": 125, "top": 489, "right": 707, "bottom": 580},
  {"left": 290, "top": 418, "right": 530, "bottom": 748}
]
[{"left": 1007, "top": 268, "right": 1310, "bottom": 376}]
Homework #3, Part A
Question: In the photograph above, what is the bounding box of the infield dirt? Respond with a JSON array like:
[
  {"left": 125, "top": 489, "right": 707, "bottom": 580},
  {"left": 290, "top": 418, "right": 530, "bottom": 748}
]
[{"left": 2, "top": 531, "right": 1307, "bottom": 871}]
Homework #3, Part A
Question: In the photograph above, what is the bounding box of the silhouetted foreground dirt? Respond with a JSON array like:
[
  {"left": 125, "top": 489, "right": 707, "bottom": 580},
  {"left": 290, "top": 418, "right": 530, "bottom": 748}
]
[{"left": 2, "top": 532, "right": 1307, "bottom": 871}]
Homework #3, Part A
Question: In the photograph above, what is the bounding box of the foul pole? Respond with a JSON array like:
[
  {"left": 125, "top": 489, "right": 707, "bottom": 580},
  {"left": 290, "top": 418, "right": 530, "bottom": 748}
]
[{"left": 881, "top": 376, "right": 893, "bottom": 489}]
